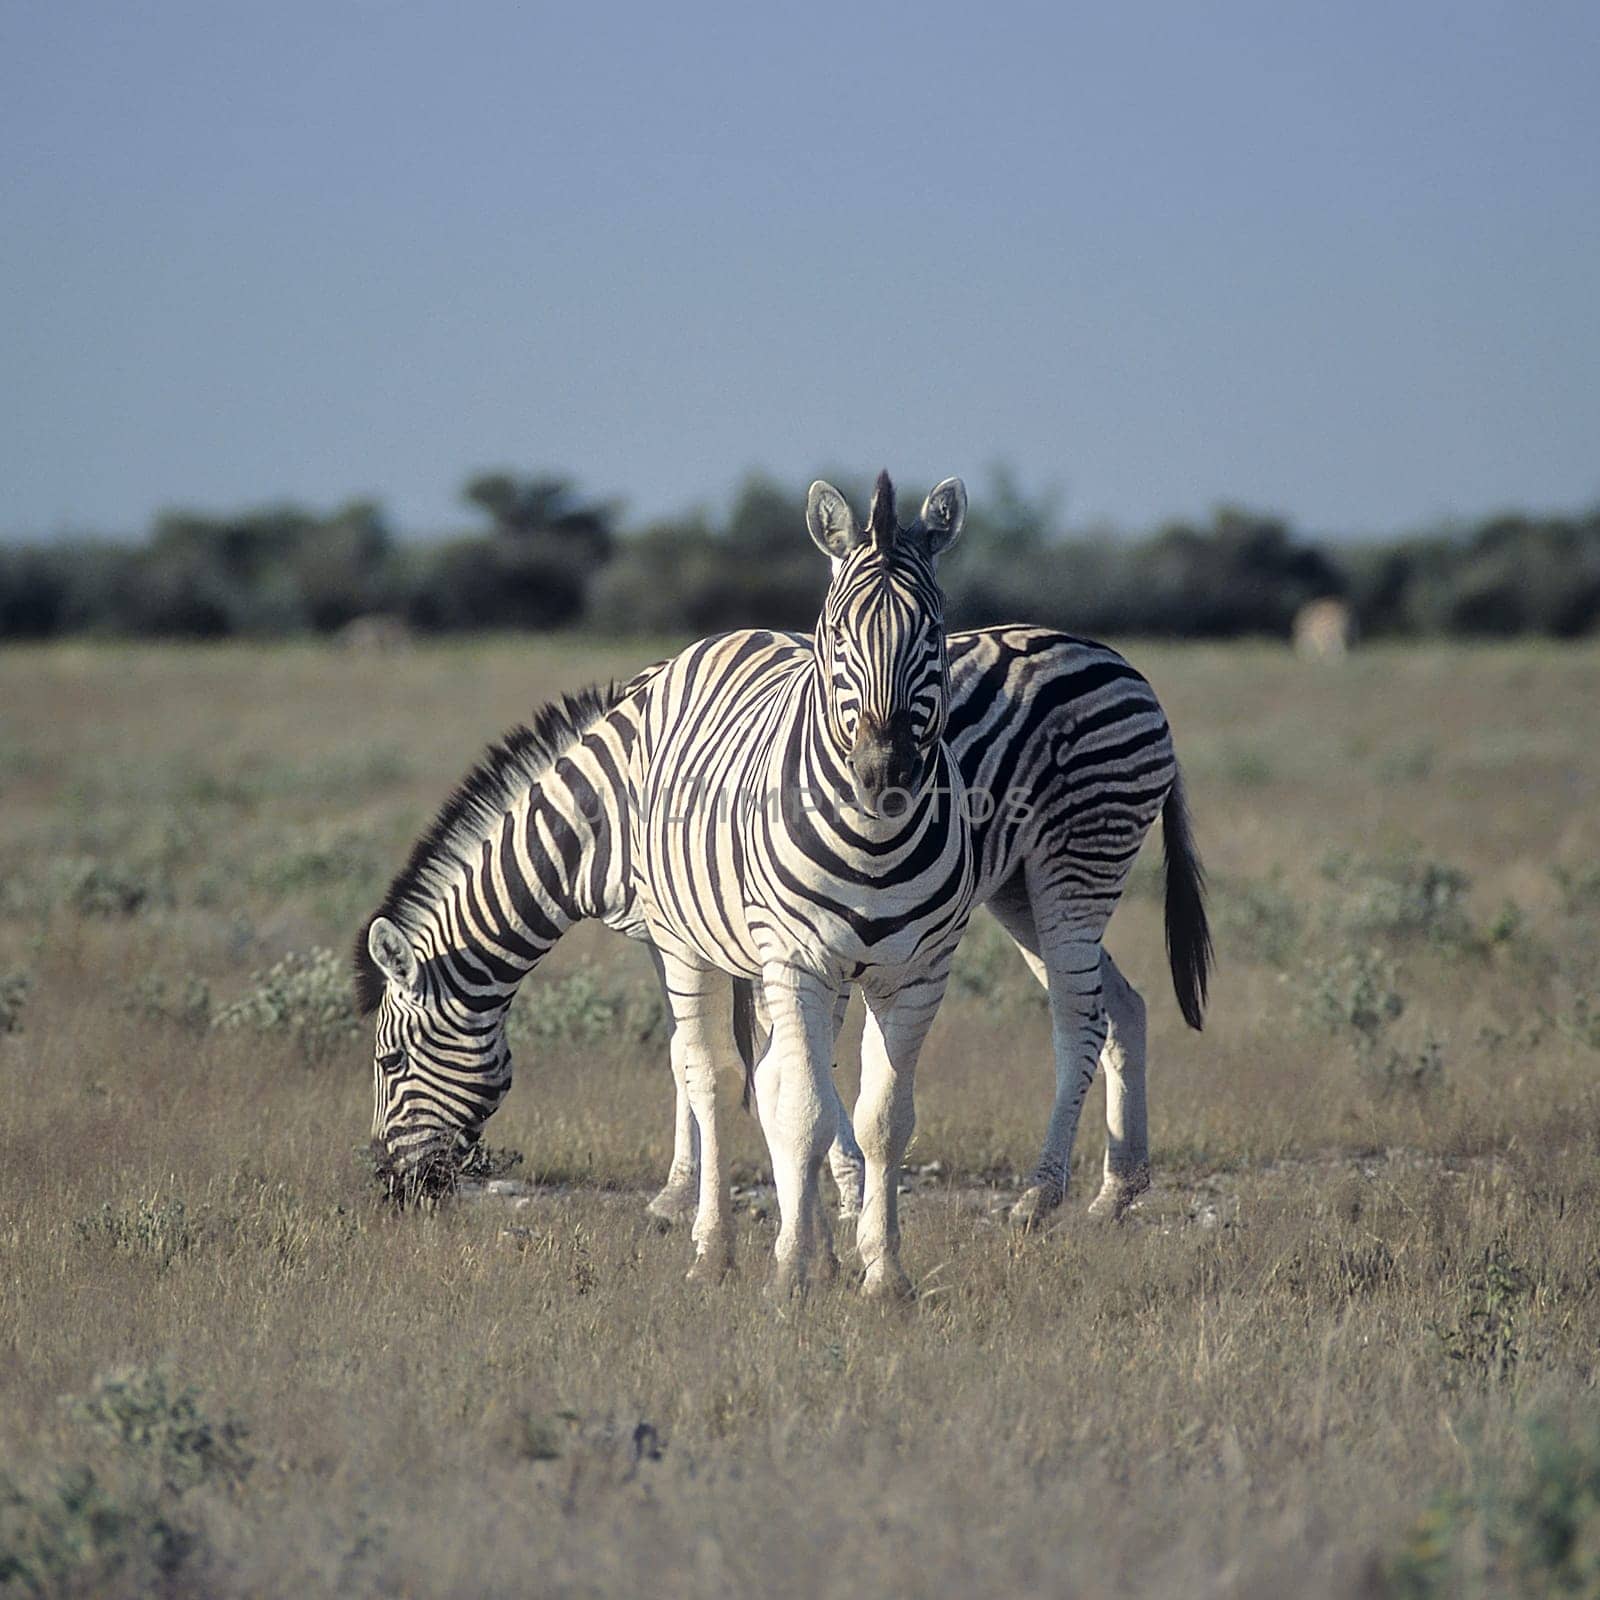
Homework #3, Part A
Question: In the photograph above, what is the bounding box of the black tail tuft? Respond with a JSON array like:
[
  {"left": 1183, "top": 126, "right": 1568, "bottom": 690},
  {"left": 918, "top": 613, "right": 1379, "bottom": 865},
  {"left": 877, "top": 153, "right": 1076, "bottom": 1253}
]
[
  {"left": 733, "top": 978, "right": 759, "bottom": 1112},
  {"left": 1162, "top": 767, "right": 1213, "bottom": 1030}
]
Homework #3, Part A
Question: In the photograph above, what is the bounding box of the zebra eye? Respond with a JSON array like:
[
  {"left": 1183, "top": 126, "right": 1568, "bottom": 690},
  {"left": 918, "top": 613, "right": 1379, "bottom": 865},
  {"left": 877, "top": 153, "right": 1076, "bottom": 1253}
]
[{"left": 377, "top": 1050, "right": 403, "bottom": 1073}]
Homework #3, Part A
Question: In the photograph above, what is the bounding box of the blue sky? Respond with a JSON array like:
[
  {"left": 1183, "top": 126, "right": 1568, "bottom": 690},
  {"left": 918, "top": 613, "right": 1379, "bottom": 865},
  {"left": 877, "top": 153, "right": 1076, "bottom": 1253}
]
[{"left": 3, "top": 0, "right": 1597, "bottom": 541}]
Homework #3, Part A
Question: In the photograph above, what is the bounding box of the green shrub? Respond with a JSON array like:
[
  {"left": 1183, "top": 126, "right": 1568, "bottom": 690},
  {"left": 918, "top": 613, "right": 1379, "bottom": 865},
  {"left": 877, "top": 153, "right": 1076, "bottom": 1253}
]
[
  {"left": 74, "top": 1197, "right": 197, "bottom": 1272},
  {"left": 64, "top": 1367, "right": 252, "bottom": 1494},
  {"left": 248, "top": 824, "right": 381, "bottom": 894},
  {"left": 212, "top": 946, "right": 357, "bottom": 1063},
  {"left": 507, "top": 971, "right": 665, "bottom": 1050},
  {"left": 1305, "top": 945, "right": 1406, "bottom": 1048},
  {"left": 1323, "top": 852, "right": 1480, "bottom": 951},
  {"left": 1552, "top": 862, "right": 1600, "bottom": 919},
  {"left": 1436, "top": 1238, "right": 1531, "bottom": 1389},
  {"left": 119, "top": 974, "right": 211, "bottom": 1031},
  {"left": 949, "top": 916, "right": 1048, "bottom": 1004},
  {"left": 0, "top": 970, "right": 30, "bottom": 1035},
  {"left": 1216, "top": 875, "right": 1303, "bottom": 968},
  {"left": 46, "top": 858, "right": 165, "bottom": 919},
  {"left": 0, "top": 1368, "right": 251, "bottom": 1596},
  {"left": 1387, "top": 1410, "right": 1600, "bottom": 1597},
  {"left": 0, "top": 1463, "right": 194, "bottom": 1596}
]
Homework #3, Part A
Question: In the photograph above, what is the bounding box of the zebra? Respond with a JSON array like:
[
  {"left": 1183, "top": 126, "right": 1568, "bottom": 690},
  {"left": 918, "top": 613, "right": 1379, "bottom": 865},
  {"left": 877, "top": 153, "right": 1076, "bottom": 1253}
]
[
  {"left": 360, "top": 471, "right": 974, "bottom": 1297},
  {"left": 650, "top": 625, "right": 1211, "bottom": 1233}
]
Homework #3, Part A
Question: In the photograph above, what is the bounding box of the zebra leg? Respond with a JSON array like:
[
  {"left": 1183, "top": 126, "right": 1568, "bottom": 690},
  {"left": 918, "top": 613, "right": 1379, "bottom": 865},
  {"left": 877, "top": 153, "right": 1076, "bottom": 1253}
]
[
  {"left": 985, "top": 885, "right": 1127, "bottom": 1229},
  {"left": 1086, "top": 951, "right": 1150, "bottom": 1219},
  {"left": 854, "top": 967, "right": 950, "bottom": 1300},
  {"left": 823, "top": 989, "right": 865, "bottom": 1221},
  {"left": 753, "top": 967, "right": 841, "bottom": 1297},
  {"left": 646, "top": 944, "right": 701, "bottom": 1225},
  {"left": 750, "top": 983, "right": 862, "bottom": 1225},
  {"left": 658, "top": 952, "right": 739, "bottom": 1282},
  {"left": 1006, "top": 877, "right": 1109, "bottom": 1231}
]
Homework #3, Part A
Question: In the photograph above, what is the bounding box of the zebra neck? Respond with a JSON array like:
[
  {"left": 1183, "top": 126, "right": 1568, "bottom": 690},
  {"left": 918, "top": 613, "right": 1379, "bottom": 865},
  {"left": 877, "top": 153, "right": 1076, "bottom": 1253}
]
[{"left": 410, "top": 758, "right": 616, "bottom": 1011}]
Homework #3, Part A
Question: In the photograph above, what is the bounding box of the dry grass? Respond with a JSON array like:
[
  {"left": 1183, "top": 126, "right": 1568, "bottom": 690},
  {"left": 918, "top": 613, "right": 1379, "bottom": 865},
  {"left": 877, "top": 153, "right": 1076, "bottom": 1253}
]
[{"left": 2, "top": 636, "right": 1599, "bottom": 1598}]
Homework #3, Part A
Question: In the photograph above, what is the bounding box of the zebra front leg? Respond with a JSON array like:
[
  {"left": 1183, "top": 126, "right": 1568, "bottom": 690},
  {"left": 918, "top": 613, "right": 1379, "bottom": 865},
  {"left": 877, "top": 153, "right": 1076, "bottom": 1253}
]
[
  {"left": 827, "top": 1070, "right": 865, "bottom": 1223},
  {"left": 855, "top": 968, "right": 949, "bottom": 1300},
  {"left": 1086, "top": 951, "right": 1150, "bottom": 1219},
  {"left": 753, "top": 967, "right": 841, "bottom": 1297},
  {"left": 751, "top": 984, "right": 862, "bottom": 1226},
  {"left": 647, "top": 1014, "right": 701, "bottom": 1226},
  {"left": 659, "top": 953, "right": 739, "bottom": 1282},
  {"left": 822, "top": 988, "right": 865, "bottom": 1221}
]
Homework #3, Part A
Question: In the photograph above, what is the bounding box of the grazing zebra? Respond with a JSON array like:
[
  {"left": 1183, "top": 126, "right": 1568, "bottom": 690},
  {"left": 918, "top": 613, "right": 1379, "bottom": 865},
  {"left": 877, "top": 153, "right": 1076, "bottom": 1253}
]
[
  {"left": 651, "top": 625, "right": 1211, "bottom": 1233},
  {"left": 360, "top": 472, "right": 973, "bottom": 1296}
]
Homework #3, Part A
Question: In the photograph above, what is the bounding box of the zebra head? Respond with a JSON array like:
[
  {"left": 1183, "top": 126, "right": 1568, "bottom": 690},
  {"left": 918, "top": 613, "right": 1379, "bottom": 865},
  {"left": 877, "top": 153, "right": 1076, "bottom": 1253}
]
[
  {"left": 805, "top": 471, "right": 967, "bottom": 821},
  {"left": 362, "top": 914, "right": 513, "bottom": 1197}
]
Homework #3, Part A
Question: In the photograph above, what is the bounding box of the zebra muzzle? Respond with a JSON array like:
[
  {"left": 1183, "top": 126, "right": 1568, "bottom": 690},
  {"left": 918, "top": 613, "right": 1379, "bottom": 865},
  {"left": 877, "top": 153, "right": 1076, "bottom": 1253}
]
[{"left": 848, "top": 715, "right": 924, "bottom": 819}]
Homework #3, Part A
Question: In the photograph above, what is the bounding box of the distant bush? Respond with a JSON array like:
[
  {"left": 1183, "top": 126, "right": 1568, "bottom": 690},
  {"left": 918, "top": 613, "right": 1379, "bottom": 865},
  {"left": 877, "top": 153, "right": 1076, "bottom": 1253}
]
[
  {"left": 212, "top": 946, "right": 357, "bottom": 1063},
  {"left": 65, "top": 1366, "right": 252, "bottom": 1495},
  {"left": 75, "top": 1197, "right": 198, "bottom": 1272},
  {"left": 1215, "top": 875, "right": 1303, "bottom": 969},
  {"left": 0, "top": 970, "right": 30, "bottom": 1035},
  {"left": 507, "top": 971, "right": 665, "bottom": 1050},
  {"left": 46, "top": 857, "right": 167, "bottom": 919},
  {"left": 0, "top": 1462, "right": 195, "bottom": 1595},
  {"left": 1386, "top": 1409, "right": 1600, "bottom": 1598},
  {"left": 119, "top": 974, "right": 212, "bottom": 1032},
  {"left": 0, "top": 1367, "right": 251, "bottom": 1596},
  {"left": 1322, "top": 852, "right": 1482, "bottom": 952},
  {"left": 4, "top": 468, "right": 1598, "bottom": 641}
]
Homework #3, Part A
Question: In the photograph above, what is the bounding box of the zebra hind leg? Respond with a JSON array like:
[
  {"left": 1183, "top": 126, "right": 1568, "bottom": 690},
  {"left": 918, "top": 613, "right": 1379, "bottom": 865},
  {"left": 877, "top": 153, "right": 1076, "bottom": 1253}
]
[
  {"left": 647, "top": 1026, "right": 701, "bottom": 1226},
  {"left": 981, "top": 888, "right": 1087, "bottom": 1230},
  {"left": 645, "top": 947, "right": 700, "bottom": 1227},
  {"left": 658, "top": 953, "right": 739, "bottom": 1283},
  {"left": 1086, "top": 950, "right": 1151, "bottom": 1220},
  {"left": 1008, "top": 906, "right": 1108, "bottom": 1233}
]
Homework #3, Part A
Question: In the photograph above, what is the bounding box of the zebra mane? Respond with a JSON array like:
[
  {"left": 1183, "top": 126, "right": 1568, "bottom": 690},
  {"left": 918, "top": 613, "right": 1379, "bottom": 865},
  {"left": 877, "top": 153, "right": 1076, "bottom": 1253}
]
[
  {"left": 866, "top": 470, "right": 897, "bottom": 549},
  {"left": 353, "top": 681, "right": 626, "bottom": 1016}
]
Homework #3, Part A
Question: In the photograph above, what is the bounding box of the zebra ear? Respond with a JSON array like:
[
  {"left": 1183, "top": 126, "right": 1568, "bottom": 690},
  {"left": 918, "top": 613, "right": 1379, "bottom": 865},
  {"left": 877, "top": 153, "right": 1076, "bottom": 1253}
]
[
  {"left": 806, "top": 481, "right": 863, "bottom": 559},
  {"left": 915, "top": 478, "right": 967, "bottom": 559},
  {"left": 367, "top": 916, "right": 420, "bottom": 995}
]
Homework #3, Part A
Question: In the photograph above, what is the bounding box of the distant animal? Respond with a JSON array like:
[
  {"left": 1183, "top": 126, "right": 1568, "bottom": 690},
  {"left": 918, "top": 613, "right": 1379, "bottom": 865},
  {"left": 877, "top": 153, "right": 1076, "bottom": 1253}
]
[
  {"left": 360, "top": 472, "right": 976, "bottom": 1298},
  {"left": 335, "top": 615, "right": 412, "bottom": 654},
  {"left": 1293, "top": 598, "right": 1355, "bottom": 661}
]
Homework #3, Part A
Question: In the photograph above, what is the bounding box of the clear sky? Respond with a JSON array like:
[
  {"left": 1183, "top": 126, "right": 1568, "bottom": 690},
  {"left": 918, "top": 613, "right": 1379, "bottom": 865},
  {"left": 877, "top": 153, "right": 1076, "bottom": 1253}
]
[{"left": 3, "top": 0, "right": 1597, "bottom": 541}]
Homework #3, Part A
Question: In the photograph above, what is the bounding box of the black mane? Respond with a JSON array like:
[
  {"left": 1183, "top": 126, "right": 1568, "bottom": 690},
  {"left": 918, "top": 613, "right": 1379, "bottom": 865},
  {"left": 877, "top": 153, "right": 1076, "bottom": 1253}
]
[
  {"left": 352, "top": 681, "right": 626, "bottom": 1016},
  {"left": 867, "top": 469, "right": 897, "bottom": 545}
]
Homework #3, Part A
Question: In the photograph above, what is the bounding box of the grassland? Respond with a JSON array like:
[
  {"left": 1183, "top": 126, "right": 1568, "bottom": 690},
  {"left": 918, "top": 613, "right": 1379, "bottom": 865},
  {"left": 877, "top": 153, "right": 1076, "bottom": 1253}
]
[{"left": 2, "top": 636, "right": 1598, "bottom": 1599}]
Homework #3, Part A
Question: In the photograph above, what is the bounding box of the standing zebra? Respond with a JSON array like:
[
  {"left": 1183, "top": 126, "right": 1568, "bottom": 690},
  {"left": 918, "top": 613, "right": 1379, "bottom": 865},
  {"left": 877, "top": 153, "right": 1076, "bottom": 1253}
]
[
  {"left": 360, "top": 472, "right": 973, "bottom": 1296},
  {"left": 651, "top": 625, "right": 1211, "bottom": 1233}
]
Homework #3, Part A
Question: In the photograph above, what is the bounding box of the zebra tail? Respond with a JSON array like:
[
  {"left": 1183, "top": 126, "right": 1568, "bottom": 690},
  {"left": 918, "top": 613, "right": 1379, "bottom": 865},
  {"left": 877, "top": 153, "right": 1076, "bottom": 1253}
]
[
  {"left": 1162, "top": 766, "right": 1213, "bottom": 1031},
  {"left": 732, "top": 977, "right": 758, "bottom": 1112}
]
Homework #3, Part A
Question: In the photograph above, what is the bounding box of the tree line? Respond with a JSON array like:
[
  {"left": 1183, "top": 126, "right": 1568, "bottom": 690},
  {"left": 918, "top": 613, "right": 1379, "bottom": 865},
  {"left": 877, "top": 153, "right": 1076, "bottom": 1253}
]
[{"left": 3, "top": 468, "right": 1598, "bottom": 641}]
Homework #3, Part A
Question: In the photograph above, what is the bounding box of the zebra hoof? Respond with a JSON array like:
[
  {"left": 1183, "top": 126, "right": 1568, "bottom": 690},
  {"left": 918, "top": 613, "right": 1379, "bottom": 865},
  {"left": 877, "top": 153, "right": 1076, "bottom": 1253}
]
[
  {"left": 1009, "top": 1183, "right": 1064, "bottom": 1232},
  {"left": 1086, "top": 1164, "right": 1151, "bottom": 1222},
  {"left": 646, "top": 1182, "right": 698, "bottom": 1230},
  {"left": 860, "top": 1258, "right": 915, "bottom": 1303},
  {"left": 685, "top": 1248, "right": 732, "bottom": 1287},
  {"left": 764, "top": 1259, "right": 810, "bottom": 1302}
]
